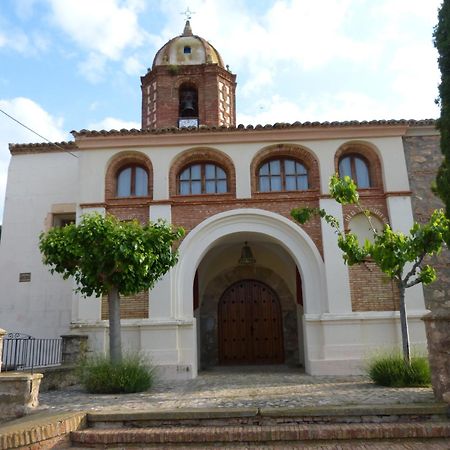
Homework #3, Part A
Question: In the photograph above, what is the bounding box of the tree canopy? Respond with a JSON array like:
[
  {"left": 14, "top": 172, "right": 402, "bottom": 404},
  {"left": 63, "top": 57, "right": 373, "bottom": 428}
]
[
  {"left": 434, "top": 0, "right": 450, "bottom": 223},
  {"left": 292, "top": 175, "right": 450, "bottom": 363},
  {"left": 39, "top": 213, "right": 184, "bottom": 362}
]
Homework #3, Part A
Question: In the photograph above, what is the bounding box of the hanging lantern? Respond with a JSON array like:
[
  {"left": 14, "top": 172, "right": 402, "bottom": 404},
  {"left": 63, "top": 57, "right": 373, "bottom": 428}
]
[{"left": 238, "top": 241, "right": 256, "bottom": 265}]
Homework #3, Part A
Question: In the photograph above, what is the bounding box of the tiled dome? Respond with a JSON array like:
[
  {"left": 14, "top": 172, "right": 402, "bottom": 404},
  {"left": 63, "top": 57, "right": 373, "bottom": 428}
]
[{"left": 152, "top": 20, "right": 224, "bottom": 69}]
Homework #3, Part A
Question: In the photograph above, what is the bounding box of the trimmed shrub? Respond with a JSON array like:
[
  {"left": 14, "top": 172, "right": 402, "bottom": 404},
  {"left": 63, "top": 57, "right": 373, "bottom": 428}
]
[
  {"left": 367, "top": 352, "right": 431, "bottom": 387},
  {"left": 77, "top": 353, "right": 154, "bottom": 394}
]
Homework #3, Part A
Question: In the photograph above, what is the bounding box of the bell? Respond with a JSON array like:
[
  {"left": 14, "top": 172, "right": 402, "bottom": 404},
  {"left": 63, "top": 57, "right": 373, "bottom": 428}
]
[
  {"left": 238, "top": 241, "right": 256, "bottom": 265},
  {"left": 181, "top": 91, "right": 196, "bottom": 115}
]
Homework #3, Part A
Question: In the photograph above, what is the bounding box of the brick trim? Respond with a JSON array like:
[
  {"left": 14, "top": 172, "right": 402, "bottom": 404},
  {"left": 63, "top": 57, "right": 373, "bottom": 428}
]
[
  {"left": 105, "top": 151, "right": 153, "bottom": 201},
  {"left": 169, "top": 147, "right": 236, "bottom": 197},
  {"left": 335, "top": 142, "right": 383, "bottom": 189},
  {"left": 251, "top": 144, "right": 320, "bottom": 194}
]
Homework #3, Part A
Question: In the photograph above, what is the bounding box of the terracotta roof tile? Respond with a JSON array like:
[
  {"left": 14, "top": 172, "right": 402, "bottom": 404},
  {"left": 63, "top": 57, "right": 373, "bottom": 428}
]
[
  {"left": 9, "top": 119, "right": 436, "bottom": 152},
  {"left": 71, "top": 119, "right": 436, "bottom": 138},
  {"left": 9, "top": 141, "right": 77, "bottom": 154}
]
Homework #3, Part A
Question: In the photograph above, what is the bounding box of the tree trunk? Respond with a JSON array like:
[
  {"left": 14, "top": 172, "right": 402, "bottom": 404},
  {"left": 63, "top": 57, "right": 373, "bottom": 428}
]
[
  {"left": 108, "top": 286, "right": 122, "bottom": 364},
  {"left": 398, "top": 282, "right": 411, "bottom": 365}
]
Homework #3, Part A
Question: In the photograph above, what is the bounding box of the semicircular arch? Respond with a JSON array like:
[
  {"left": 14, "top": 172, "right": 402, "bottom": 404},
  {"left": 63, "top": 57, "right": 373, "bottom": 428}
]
[
  {"left": 105, "top": 151, "right": 153, "bottom": 200},
  {"left": 335, "top": 140, "right": 383, "bottom": 189},
  {"left": 169, "top": 147, "right": 236, "bottom": 197},
  {"left": 172, "top": 208, "right": 326, "bottom": 318},
  {"left": 251, "top": 143, "right": 320, "bottom": 193}
]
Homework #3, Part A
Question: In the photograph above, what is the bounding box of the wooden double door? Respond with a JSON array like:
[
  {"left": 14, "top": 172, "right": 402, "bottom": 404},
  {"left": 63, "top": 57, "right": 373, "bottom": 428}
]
[{"left": 218, "top": 279, "right": 284, "bottom": 364}]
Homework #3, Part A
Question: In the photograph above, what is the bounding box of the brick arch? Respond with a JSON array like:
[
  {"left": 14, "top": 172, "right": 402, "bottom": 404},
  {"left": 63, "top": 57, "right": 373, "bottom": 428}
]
[
  {"left": 251, "top": 144, "right": 320, "bottom": 193},
  {"left": 175, "top": 77, "right": 199, "bottom": 89},
  {"left": 335, "top": 141, "right": 383, "bottom": 190},
  {"left": 199, "top": 265, "right": 300, "bottom": 369},
  {"left": 105, "top": 151, "right": 153, "bottom": 200},
  {"left": 169, "top": 147, "right": 236, "bottom": 197}
]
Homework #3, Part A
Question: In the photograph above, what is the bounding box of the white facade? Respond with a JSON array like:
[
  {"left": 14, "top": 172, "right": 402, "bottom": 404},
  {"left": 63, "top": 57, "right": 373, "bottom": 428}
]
[{"left": 0, "top": 126, "right": 430, "bottom": 379}]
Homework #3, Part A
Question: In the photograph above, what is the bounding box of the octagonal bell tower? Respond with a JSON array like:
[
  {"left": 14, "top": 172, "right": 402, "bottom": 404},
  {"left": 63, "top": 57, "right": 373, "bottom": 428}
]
[{"left": 141, "top": 21, "right": 237, "bottom": 129}]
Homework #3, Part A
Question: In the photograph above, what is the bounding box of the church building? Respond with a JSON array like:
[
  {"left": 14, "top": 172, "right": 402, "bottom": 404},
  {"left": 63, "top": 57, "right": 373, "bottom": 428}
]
[{"left": 0, "top": 21, "right": 439, "bottom": 379}]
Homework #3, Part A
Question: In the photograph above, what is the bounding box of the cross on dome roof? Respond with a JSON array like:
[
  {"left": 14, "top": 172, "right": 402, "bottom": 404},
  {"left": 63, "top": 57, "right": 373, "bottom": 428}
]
[{"left": 181, "top": 7, "right": 195, "bottom": 20}]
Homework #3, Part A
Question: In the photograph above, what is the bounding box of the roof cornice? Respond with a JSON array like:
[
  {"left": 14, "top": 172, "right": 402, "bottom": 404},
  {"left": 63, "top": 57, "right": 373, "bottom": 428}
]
[{"left": 9, "top": 119, "right": 437, "bottom": 154}]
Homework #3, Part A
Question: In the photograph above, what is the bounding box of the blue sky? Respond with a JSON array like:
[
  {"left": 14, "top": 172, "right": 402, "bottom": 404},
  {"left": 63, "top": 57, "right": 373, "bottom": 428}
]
[{"left": 0, "top": 0, "right": 443, "bottom": 221}]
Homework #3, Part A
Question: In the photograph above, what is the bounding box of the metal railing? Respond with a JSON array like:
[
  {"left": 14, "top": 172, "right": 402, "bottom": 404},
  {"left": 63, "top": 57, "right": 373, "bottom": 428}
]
[{"left": 1, "top": 333, "right": 62, "bottom": 372}]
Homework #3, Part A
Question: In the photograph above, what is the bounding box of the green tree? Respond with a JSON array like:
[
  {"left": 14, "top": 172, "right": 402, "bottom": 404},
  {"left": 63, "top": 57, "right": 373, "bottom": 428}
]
[
  {"left": 434, "top": 0, "right": 450, "bottom": 223},
  {"left": 39, "top": 213, "right": 184, "bottom": 364},
  {"left": 292, "top": 175, "right": 450, "bottom": 364}
]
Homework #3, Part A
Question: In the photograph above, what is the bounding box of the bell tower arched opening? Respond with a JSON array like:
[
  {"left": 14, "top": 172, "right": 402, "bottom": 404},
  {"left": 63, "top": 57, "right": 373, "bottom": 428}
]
[{"left": 179, "top": 83, "right": 199, "bottom": 118}]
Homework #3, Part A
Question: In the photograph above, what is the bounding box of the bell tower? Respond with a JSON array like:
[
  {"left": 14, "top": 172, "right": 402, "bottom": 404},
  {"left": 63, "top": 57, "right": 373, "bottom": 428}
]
[{"left": 141, "top": 21, "right": 237, "bottom": 129}]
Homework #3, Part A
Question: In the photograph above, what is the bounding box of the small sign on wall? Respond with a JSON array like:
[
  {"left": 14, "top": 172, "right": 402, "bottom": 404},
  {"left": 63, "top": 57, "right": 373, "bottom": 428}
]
[{"left": 19, "top": 272, "right": 31, "bottom": 282}]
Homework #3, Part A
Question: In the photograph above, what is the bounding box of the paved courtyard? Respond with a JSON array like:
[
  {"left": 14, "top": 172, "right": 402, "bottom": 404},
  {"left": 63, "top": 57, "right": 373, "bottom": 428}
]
[{"left": 37, "top": 366, "right": 435, "bottom": 413}]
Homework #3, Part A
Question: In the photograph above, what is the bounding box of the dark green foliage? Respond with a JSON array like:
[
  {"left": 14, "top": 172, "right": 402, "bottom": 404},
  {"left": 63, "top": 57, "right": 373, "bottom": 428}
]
[
  {"left": 77, "top": 353, "right": 154, "bottom": 394},
  {"left": 291, "top": 174, "right": 450, "bottom": 364},
  {"left": 291, "top": 207, "right": 316, "bottom": 224},
  {"left": 329, "top": 175, "right": 359, "bottom": 205},
  {"left": 39, "top": 213, "right": 184, "bottom": 298},
  {"left": 368, "top": 353, "right": 431, "bottom": 387},
  {"left": 39, "top": 213, "right": 184, "bottom": 363},
  {"left": 434, "top": 0, "right": 450, "bottom": 224}
]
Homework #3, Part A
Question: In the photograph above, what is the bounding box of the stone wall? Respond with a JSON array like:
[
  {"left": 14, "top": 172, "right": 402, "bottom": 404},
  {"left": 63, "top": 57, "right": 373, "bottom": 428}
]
[
  {"left": 0, "top": 372, "right": 42, "bottom": 422},
  {"left": 403, "top": 135, "right": 450, "bottom": 314},
  {"left": 403, "top": 134, "right": 450, "bottom": 401}
]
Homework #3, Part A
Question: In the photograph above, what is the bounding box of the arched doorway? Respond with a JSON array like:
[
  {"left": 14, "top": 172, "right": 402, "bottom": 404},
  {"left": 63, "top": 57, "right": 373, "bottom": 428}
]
[
  {"left": 218, "top": 279, "right": 284, "bottom": 364},
  {"left": 173, "top": 208, "right": 327, "bottom": 376}
]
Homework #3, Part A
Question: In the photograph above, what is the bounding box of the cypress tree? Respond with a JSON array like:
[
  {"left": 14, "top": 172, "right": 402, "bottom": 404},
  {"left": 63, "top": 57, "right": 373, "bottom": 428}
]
[{"left": 434, "top": 0, "right": 450, "bottom": 221}]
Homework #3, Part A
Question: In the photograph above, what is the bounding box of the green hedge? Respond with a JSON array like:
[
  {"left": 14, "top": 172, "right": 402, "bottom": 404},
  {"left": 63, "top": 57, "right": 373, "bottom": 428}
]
[
  {"left": 367, "top": 352, "right": 431, "bottom": 387},
  {"left": 77, "top": 353, "right": 155, "bottom": 394}
]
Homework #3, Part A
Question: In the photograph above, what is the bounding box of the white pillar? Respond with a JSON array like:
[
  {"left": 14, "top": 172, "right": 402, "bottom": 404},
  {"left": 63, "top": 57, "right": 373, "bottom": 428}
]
[
  {"left": 149, "top": 204, "right": 174, "bottom": 319},
  {"left": 319, "top": 198, "right": 352, "bottom": 313},
  {"left": 386, "top": 195, "right": 426, "bottom": 310},
  {"left": 234, "top": 150, "right": 253, "bottom": 199}
]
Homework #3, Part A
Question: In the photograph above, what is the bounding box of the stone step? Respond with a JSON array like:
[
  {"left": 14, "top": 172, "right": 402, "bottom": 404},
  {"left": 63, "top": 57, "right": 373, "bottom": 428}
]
[
  {"left": 86, "top": 403, "right": 449, "bottom": 428},
  {"left": 70, "top": 421, "right": 450, "bottom": 447},
  {"left": 64, "top": 440, "right": 450, "bottom": 449}
]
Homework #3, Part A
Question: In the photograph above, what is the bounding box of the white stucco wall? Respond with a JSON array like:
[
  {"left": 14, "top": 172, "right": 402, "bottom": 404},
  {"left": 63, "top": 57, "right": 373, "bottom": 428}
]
[
  {"left": 0, "top": 129, "right": 429, "bottom": 377},
  {"left": 0, "top": 151, "right": 78, "bottom": 338}
]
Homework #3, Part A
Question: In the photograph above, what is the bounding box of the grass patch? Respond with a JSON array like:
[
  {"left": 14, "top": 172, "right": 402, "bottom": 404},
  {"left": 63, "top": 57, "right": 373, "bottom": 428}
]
[
  {"left": 77, "top": 353, "right": 155, "bottom": 394},
  {"left": 367, "top": 352, "right": 431, "bottom": 387}
]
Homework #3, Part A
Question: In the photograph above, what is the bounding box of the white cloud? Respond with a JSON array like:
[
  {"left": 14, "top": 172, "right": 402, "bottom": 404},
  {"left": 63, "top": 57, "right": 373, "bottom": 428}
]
[
  {"left": 47, "top": 0, "right": 144, "bottom": 59},
  {"left": 46, "top": 0, "right": 148, "bottom": 80},
  {"left": 78, "top": 53, "right": 107, "bottom": 83},
  {"left": 238, "top": 95, "right": 303, "bottom": 125},
  {"left": 88, "top": 117, "right": 141, "bottom": 130},
  {"left": 389, "top": 44, "right": 440, "bottom": 118},
  {"left": 237, "top": 89, "right": 423, "bottom": 126},
  {"left": 0, "top": 27, "right": 31, "bottom": 53},
  {"left": 124, "top": 55, "right": 145, "bottom": 76},
  {"left": 158, "top": 0, "right": 440, "bottom": 116},
  {"left": 14, "top": 0, "right": 40, "bottom": 20},
  {"left": 0, "top": 97, "right": 68, "bottom": 222},
  {"left": 0, "top": 13, "right": 49, "bottom": 55}
]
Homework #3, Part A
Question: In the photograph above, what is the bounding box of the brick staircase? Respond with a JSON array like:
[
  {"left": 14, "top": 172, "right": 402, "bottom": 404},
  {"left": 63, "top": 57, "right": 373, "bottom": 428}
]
[{"left": 67, "top": 403, "right": 450, "bottom": 449}]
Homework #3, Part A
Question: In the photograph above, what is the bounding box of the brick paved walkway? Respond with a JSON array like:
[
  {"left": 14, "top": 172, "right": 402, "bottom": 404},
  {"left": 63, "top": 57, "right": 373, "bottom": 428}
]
[{"left": 38, "top": 366, "right": 435, "bottom": 413}]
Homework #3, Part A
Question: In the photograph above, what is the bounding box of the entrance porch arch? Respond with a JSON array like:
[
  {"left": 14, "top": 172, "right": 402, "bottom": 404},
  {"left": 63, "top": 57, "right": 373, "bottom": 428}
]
[{"left": 173, "top": 208, "right": 326, "bottom": 319}]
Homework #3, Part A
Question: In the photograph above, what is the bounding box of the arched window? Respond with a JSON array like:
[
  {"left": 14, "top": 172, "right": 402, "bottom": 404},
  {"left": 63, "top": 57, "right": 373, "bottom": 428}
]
[
  {"left": 258, "top": 158, "right": 308, "bottom": 192},
  {"left": 117, "top": 165, "right": 149, "bottom": 197},
  {"left": 179, "top": 83, "right": 198, "bottom": 118},
  {"left": 178, "top": 163, "right": 228, "bottom": 195},
  {"left": 338, "top": 154, "right": 370, "bottom": 188}
]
